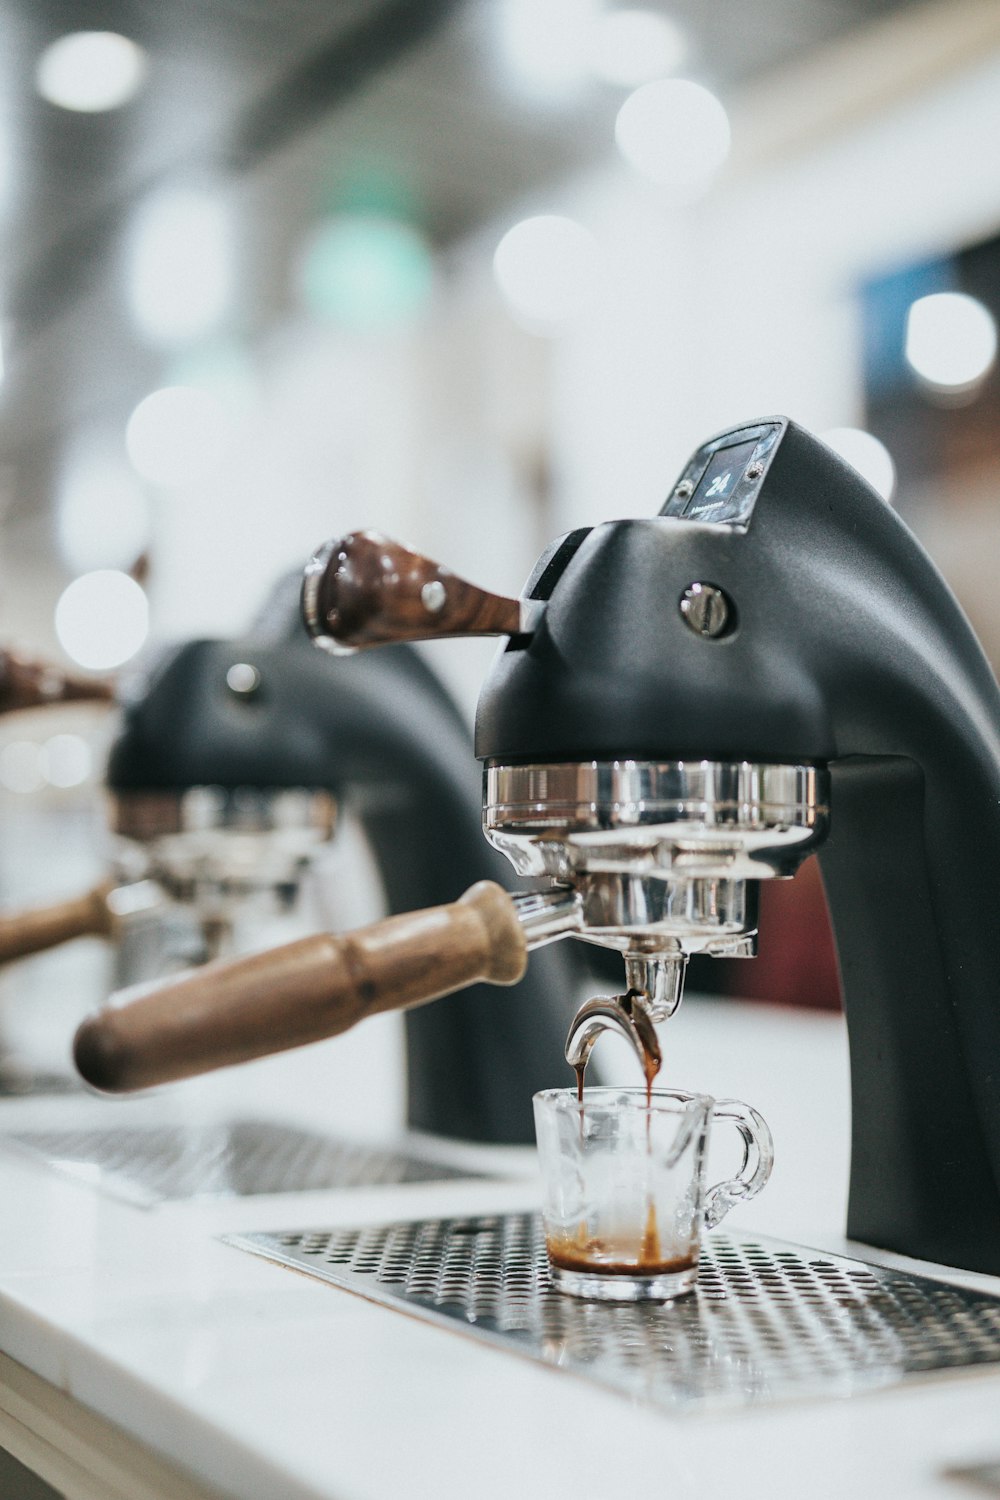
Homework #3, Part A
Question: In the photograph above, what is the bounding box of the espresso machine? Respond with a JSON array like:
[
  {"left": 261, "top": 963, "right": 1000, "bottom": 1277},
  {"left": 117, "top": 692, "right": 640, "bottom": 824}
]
[
  {"left": 0, "top": 648, "right": 119, "bottom": 1088},
  {"left": 0, "top": 611, "right": 336, "bottom": 978},
  {"left": 74, "top": 416, "right": 1000, "bottom": 1275},
  {"left": 0, "top": 647, "right": 117, "bottom": 973},
  {"left": 10, "top": 579, "right": 581, "bottom": 1141}
]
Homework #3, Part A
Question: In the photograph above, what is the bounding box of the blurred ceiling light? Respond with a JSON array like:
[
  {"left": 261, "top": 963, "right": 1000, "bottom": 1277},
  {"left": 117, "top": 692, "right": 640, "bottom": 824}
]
[
  {"left": 41, "top": 733, "right": 93, "bottom": 789},
  {"left": 0, "top": 741, "right": 44, "bottom": 795},
  {"left": 500, "top": 0, "right": 603, "bottom": 94},
  {"left": 615, "top": 78, "right": 730, "bottom": 196},
  {"left": 56, "top": 432, "right": 150, "bottom": 573},
  {"left": 126, "top": 188, "right": 233, "bottom": 348},
  {"left": 35, "top": 31, "right": 147, "bottom": 113},
  {"left": 125, "top": 385, "right": 234, "bottom": 488},
  {"left": 904, "top": 291, "right": 998, "bottom": 392},
  {"left": 296, "top": 215, "right": 434, "bottom": 330},
  {"left": 589, "top": 9, "right": 687, "bottom": 87},
  {"left": 55, "top": 571, "right": 149, "bottom": 671},
  {"left": 493, "top": 214, "right": 602, "bottom": 334},
  {"left": 819, "top": 427, "right": 896, "bottom": 503}
]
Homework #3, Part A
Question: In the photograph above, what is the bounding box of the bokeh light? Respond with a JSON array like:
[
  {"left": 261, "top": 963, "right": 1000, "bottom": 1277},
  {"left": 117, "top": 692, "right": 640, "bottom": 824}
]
[
  {"left": 589, "top": 10, "right": 687, "bottom": 87},
  {"left": 493, "top": 214, "right": 603, "bottom": 333},
  {"left": 35, "top": 31, "right": 147, "bottom": 113},
  {"left": 0, "top": 742, "right": 44, "bottom": 795},
  {"left": 904, "top": 291, "right": 997, "bottom": 392},
  {"left": 54, "top": 571, "right": 149, "bottom": 670},
  {"left": 615, "top": 78, "right": 730, "bottom": 196},
  {"left": 41, "top": 734, "right": 93, "bottom": 789},
  {"left": 165, "top": 341, "right": 256, "bottom": 419},
  {"left": 296, "top": 216, "right": 434, "bottom": 330},
  {"left": 819, "top": 427, "right": 896, "bottom": 502},
  {"left": 499, "top": 0, "right": 601, "bottom": 94},
  {"left": 56, "top": 431, "right": 150, "bottom": 573},
  {"left": 126, "top": 187, "right": 233, "bottom": 348},
  {"left": 125, "top": 386, "right": 234, "bottom": 487}
]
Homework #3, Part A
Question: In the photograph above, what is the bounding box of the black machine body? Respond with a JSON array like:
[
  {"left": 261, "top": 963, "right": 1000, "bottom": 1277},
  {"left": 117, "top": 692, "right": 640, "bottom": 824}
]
[
  {"left": 107, "top": 584, "right": 582, "bottom": 1145},
  {"left": 477, "top": 416, "right": 1000, "bottom": 1275}
]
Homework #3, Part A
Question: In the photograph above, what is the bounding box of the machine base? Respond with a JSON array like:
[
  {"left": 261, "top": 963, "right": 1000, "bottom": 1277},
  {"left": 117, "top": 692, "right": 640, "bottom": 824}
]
[
  {"left": 5, "top": 1119, "right": 478, "bottom": 1205},
  {"left": 225, "top": 1212, "right": 1000, "bottom": 1413}
]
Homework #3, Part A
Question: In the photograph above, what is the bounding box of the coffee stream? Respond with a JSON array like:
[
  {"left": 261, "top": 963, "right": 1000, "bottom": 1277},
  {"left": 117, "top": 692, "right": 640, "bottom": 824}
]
[{"left": 550, "top": 991, "right": 694, "bottom": 1277}]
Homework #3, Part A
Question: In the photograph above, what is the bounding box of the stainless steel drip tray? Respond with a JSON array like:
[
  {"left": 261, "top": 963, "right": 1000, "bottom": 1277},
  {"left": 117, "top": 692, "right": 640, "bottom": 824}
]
[
  {"left": 224, "top": 1213, "right": 1000, "bottom": 1414},
  {"left": 3, "top": 1120, "right": 482, "bottom": 1206}
]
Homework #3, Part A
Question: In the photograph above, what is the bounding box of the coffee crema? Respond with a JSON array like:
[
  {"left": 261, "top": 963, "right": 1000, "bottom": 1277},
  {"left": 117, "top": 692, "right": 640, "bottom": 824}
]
[{"left": 546, "top": 1232, "right": 695, "bottom": 1278}]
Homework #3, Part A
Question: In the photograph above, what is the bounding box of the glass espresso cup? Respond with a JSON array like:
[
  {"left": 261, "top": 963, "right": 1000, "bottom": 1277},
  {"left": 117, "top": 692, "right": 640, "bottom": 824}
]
[{"left": 533, "top": 1087, "right": 774, "bottom": 1301}]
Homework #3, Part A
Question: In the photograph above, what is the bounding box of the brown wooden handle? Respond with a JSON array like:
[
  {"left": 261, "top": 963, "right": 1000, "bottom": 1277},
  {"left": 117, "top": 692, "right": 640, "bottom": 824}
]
[
  {"left": 0, "top": 649, "right": 115, "bottom": 714},
  {"left": 73, "top": 880, "right": 528, "bottom": 1093},
  {"left": 303, "top": 531, "right": 520, "bottom": 649},
  {"left": 0, "top": 882, "right": 116, "bottom": 965}
]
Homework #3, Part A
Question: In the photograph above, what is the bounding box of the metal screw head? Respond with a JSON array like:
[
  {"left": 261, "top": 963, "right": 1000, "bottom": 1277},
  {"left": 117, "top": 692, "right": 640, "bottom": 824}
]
[
  {"left": 421, "top": 580, "right": 446, "bottom": 613},
  {"left": 226, "top": 662, "right": 261, "bottom": 696},
  {"left": 679, "top": 583, "right": 732, "bottom": 638},
  {"left": 746, "top": 461, "right": 764, "bottom": 481},
  {"left": 673, "top": 479, "right": 694, "bottom": 501}
]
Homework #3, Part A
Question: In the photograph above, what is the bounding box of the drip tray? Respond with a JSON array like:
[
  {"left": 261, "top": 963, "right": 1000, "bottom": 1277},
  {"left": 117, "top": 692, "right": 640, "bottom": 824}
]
[
  {"left": 5, "top": 1120, "right": 481, "bottom": 1206},
  {"left": 225, "top": 1213, "right": 1000, "bottom": 1413}
]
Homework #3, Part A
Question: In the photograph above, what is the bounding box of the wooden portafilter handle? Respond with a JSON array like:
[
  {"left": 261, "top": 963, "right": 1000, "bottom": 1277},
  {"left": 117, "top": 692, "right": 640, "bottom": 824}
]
[
  {"left": 302, "top": 530, "right": 521, "bottom": 650},
  {"left": 0, "top": 882, "right": 117, "bottom": 965},
  {"left": 73, "top": 880, "right": 529, "bottom": 1094},
  {"left": 0, "top": 649, "right": 115, "bottom": 713}
]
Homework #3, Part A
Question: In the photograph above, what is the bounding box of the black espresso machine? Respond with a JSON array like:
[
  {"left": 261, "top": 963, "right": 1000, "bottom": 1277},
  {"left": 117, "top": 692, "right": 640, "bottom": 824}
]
[
  {"left": 74, "top": 417, "right": 1000, "bottom": 1276},
  {"left": 4, "top": 581, "right": 580, "bottom": 1141}
]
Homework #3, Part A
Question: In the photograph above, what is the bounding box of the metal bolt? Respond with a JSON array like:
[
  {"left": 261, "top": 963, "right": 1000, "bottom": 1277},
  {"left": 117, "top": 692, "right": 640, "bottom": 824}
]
[
  {"left": 746, "top": 461, "right": 764, "bottom": 481},
  {"left": 421, "top": 580, "right": 446, "bottom": 613},
  {"left": 679, "top": 583, "right": 732, "bottom": 639},
  {"left": 673, "top": 479, "right": 694, "bottom": 500},
  {"left": 226, "top": 662, "right": 261, "bottom": 696}
]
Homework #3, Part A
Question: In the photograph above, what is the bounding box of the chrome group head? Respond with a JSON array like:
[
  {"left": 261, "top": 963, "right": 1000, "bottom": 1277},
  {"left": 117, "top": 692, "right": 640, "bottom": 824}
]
[{"left": 490, "top": 758, "right": 829, "bottom": 1063}]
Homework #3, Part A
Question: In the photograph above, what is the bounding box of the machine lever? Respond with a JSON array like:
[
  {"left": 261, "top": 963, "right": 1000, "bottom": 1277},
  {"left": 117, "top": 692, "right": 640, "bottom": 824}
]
[
  {"left": 302, "top": 530, "right": 522, "bottom": 651},
  {"left": 0, "top": 648, "right": 115, "bottom": 713}
]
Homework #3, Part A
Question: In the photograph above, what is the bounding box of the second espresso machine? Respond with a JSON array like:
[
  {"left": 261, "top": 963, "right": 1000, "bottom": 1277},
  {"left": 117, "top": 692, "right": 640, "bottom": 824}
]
[
  {"left": 103, "top": 581, "right": 581, "bottom": 1142},
  {"left": 75, "top": 416, "right": 1000, "bottom": 1275},
  {"left": 4, "top": 581, "right": 580, "bottom": 1139}
]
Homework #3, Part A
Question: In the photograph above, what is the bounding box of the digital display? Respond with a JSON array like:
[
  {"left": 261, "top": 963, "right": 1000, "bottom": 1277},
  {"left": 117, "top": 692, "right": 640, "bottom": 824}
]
[
  {"left": 683, "top": 439, "right": 760, "bottom": 522},
  {"left": 659, "top": 421, "right": 781, "bottom": 527}
]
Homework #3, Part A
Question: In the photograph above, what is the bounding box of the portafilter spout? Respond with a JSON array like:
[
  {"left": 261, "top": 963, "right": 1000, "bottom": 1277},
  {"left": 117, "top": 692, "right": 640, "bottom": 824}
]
[{"left": 564, "top": 990, "right": 662, "bottom": 1086}]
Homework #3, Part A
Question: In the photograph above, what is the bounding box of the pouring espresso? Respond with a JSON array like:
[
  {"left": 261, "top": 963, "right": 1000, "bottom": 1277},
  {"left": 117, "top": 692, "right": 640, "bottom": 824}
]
[{"left": 74, "top": 416, "right": 1000, "bottom": 1276}]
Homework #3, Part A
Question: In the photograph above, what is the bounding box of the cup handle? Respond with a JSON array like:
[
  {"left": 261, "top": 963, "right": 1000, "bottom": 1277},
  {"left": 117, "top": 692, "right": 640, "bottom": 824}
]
[{"left": 703, "top": 1099, "right": 774, "bottom": 1230}]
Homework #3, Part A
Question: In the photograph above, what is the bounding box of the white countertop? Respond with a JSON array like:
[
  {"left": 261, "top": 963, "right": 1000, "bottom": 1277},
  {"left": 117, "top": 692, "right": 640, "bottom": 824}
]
[{"left": 0, "top": 996, "right": 998, "bottom": 1500}]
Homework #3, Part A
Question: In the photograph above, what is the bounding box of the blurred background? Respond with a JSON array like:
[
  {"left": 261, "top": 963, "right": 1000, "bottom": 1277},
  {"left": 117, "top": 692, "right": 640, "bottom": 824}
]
[{"left": 1, "top": 0, "right": 999, "bottom": 1096}]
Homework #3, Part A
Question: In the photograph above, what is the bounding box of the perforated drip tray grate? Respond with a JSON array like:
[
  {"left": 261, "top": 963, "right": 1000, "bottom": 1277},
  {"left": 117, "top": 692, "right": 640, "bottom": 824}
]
[
  {"left": 225, "top": 1213, "right": 1000, "bottom": 1413},
  {"left": 4, "top": 1120, "right": 481, "bottom": 1205}
]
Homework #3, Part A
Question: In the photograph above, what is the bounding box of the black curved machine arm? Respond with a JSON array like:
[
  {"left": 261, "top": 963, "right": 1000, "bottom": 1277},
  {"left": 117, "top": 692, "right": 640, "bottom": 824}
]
[{"left": 473, "top": 416, "right": 1000, "bottom": 1274}]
